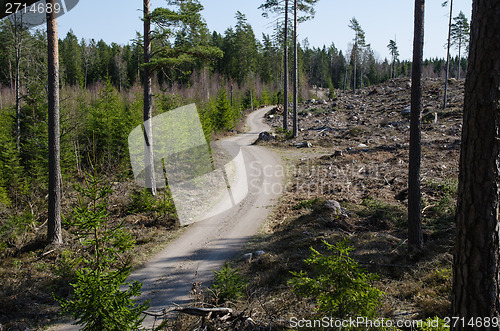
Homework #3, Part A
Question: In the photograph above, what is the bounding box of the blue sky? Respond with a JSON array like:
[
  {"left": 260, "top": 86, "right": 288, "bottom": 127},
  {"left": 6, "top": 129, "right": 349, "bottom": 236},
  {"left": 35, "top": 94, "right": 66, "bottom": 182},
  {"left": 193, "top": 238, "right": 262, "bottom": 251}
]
[{"left": 55, "top": 0, "right": 473, "bottom": 61}]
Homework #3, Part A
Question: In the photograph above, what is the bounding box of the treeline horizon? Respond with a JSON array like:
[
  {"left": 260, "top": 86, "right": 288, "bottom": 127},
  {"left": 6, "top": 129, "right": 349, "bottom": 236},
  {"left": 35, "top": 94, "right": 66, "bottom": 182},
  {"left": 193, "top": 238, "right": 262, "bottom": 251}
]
[
  {"left": 0, "top": 8, "right": 468, "bottom": 212},
  {"left": 0, "top": 13, "right": 468, "bottom": 95}
]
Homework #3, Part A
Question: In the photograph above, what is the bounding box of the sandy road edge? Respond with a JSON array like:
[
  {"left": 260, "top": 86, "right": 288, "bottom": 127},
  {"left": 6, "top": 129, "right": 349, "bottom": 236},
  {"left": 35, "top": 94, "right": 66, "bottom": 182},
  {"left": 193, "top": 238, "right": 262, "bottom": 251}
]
[{"left": 47, "top": 105, "right": 283, "bottom": 330}]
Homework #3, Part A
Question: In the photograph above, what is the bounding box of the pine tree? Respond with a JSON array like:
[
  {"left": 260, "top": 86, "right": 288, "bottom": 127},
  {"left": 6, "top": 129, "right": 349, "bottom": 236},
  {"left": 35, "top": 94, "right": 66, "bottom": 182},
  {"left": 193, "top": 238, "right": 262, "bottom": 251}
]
[
  {"left": 233, "top": 11, "right": 258, "bottom": 86},
  {"left": 453, "top": 0, "right": 500, "bottom": 320},
  {"left": 259, "top": 0, "right": 319, "bottom": 132},
  {"left": 442, "top": 0, "right": 453, "bottom": 109},
  {"left": 147, "top": 0, "right": 222, "bottom": 71},
  {"left": 348, "top": 18, "right": 366, "bottom": 92},
  {"left": 47, "top": 0, "right": 62, "bottom": 244},
  {"left": 142, "top": 0, "right": 222, "bottom": 195},
  {"left": 408, "top": 0, "right": 425, "bottom": 253},
  {"left": 58, "top": 171, "right": 149, "bottom": 330},
  {"left": 450, "top": 11, "right": 469, "bottom": 80},
  {"left": 143, "top": 0, "right": 156, "bottom": 196},
  {"left": 215, "top": 87, "right": 232, "bottom": 131},
  {"left": 387, "top": 39, "right": 399, "bottom": 79},
  {"left": 60, "top": 30, "right": 84, "bottom": 86}
]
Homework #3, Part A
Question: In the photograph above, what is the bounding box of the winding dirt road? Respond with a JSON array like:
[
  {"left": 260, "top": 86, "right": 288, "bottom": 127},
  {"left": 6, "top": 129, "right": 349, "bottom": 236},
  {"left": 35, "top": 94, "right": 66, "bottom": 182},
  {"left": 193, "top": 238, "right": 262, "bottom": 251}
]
[{"left": 51, "top": 106, "right": 283, "bottom": 330}]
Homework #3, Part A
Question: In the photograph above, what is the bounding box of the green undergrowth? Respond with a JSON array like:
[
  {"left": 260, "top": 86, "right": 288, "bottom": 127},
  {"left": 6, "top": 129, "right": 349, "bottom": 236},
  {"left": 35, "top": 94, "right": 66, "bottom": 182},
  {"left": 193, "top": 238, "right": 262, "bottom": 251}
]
[
  {"left": 209, "top": 186, "right": 456, "bottom": 329},
  {"left": 289, "top": 238, "right": 384, "bottom": 320}
]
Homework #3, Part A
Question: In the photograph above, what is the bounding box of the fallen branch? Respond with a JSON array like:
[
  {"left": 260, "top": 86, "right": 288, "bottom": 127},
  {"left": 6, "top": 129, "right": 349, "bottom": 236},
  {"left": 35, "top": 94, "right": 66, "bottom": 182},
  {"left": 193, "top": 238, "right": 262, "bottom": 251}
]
[
  {"left": 422, "top": 204, "right": 436, "bottom": 214},
  {"left": 143, "top": 307, "right": 233, "bottom": 318},
  {"left": 143, "top": 306, "right": 261, "bottom": 329}
]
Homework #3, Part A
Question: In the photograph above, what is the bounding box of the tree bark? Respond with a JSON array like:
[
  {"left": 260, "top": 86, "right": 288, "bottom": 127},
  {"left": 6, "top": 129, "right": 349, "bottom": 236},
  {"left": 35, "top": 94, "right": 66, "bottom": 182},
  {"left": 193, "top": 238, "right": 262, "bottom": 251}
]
[
  {"left": 408, "top": 0, "right": 424, "bottom": 253},
  {"left": 144, "top": 0, "right": 156, "bottom": 196},
  {"left": 10, "top": 15, "right": 23, "bottom": 151},
  {"left": 443, "top": 0, "right": 453, "bottom": 109},
  {"left": 452, "top": 0, "right": 500, "bottom": 321},
  {"left": 292, "top": 0, "right": 298, "bottom": 138},
  {"left": 283, "top": 0, "right": 288, "bottom": 131},
  {"left": 46, "top": 0, "right": 62, "bottom": 244},
  {"left": 8, "top": 57, "right": 13, "bottom": 92},
  {"left": 457, "top": 36, "right": 461, "bottom": 80},
  {"left": 344, "top": 66, "right": 348, "bottom": 90},
  {"left": 353, "top": 45, "right": 357, "bottom": 92},
  {"left": 15, "top": 33, "right": 20, "bottom": 151}
]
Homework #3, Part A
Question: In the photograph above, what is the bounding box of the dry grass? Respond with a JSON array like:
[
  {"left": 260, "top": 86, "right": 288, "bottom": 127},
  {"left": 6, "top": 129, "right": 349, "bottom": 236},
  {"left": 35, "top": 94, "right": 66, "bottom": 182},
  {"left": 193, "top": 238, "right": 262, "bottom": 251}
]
[
  {"left": 193, "top": 78, "right": 462, "bottom": 329},
  {"left": 0, "top": 177, "right": 183, "bottom": 330}
]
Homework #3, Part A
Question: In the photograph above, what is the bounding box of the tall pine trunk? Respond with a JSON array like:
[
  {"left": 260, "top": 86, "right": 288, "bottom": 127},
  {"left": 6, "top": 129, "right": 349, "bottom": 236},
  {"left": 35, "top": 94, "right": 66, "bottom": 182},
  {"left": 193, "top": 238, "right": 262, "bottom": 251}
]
[
  {"left": 143, "top": 0, "right": 156, "bottom": 196},
  {"left": 457, "top": 36, "right": 462, "bottom": 80},
  {"left": 47, "top": 0, "right": 62, "bottom": 244},
  {"left": 443, "top": 0, "right": 453, "bottom": 109},
  {"left": 452, "top": 0, "right": 500, "bottom": 320},
  {"left": 353, "top": 45, "right": 357, "bottom": 92},
  {"left": 360, "top": 66, "right": 363, "bottom": 89},
  {"left": 10, "top": 16, "right": 23, "bottom": 151},
  {"left": 292, "top": 0, "right": 298, "bottom": 138},
  {"left": 9, "top": 57, "right": 13, "bottom": 91},
  {"left": 283, "top": 0, "right": 288, "bottom": 131},
  {"left": 15, "top": 39, "right": 20, "bottom": 151},
  {"left": 408, "top": 0, "right": 425, "bottom": 253},
  {"left": 344, "top": 66, "right": 348, "bottom": 90}
]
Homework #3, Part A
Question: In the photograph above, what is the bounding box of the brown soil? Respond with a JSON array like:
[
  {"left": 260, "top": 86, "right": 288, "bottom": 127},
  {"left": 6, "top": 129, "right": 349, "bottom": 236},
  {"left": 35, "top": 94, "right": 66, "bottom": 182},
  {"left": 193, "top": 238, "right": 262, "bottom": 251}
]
[
  {"left": 0, "top": 78, "right": 463, "bottom": 330},
  {"left": 0, "top": 106, "right": 263, "bottom": 331},
  {"left": 210, "top": 78, "right": 463, "bottom": 329}
]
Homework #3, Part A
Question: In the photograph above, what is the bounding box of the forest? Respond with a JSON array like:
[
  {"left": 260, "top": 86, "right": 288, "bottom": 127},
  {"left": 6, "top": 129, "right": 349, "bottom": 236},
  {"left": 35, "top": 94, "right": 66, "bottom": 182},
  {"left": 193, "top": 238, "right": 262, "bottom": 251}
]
[
  {"left": 0, "top": 4, "right": 469, "bottom": 209},
  {"left": 3, "top": 0, "right": 498, "bottom": 329}
]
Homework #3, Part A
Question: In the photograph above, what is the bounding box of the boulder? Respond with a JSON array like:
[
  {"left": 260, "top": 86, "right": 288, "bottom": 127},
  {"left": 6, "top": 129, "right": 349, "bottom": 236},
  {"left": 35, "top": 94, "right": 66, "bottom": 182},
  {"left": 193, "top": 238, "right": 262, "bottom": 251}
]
[
  {"left": 333, "top": 150, "right": 343, "bottom": 157},
  {"left": 241, "top": 253, "right": 253, "bottom": 263},
  {"left": 325, "top": 200, "right": 345, "bottom": 216},
  {"left": 294, "top": 141, "right": 313, "bottom": 148},
  {"left": 422, "top": 112, "right": 438, "bottom": 124},
  {"left": 254, "top": 250, "right": 265, "bottom": 257},
  {"left": 257, "top": 131, "right": 276, "bottom": 142}
]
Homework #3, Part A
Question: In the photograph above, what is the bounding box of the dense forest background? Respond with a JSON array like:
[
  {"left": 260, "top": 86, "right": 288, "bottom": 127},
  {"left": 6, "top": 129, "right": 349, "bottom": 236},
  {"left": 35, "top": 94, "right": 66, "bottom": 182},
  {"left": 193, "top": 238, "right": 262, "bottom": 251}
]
[{"left": 0, "top": 9, "right": 467, "bottom": 222}]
